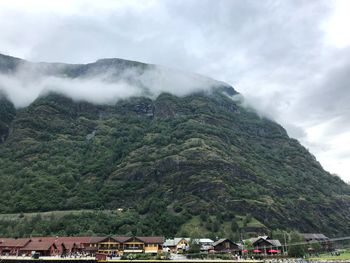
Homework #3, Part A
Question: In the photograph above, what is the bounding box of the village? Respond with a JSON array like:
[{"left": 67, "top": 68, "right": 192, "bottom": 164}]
[{"left": 0, "top": 233, "right": 331, "bottom": 260}]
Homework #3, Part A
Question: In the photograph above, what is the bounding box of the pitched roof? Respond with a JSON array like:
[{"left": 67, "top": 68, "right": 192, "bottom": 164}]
[
  {"left": 212, "top": 238, "right": 235, "bottom": 247},
  {"left": 61, "top": 241, "right": 78, "bottom": 250},
  {"left": 96, "top": 236, "right": 120, "bottom": 243},
  {"left": 197, "top": 238, "right": 214, "bottom": 243},
  {"left": 303, "top": 233, "right": 329, "bottom": 240},
  {"left": 249, "top": 235, "right": 270, "bottom": 244},
  {"left": 163, "top": 239, "right": 176, "bottom": 247},
  {"left": 268, "top": 239, "right": 282, "bottom": 247},
  {"left": 137, "top": 236, "right": 165, "bottom": 244},
  {"left": 87, "top": 236, "right": 106, "bottom": 244},
  {"left": 20, "top": 240, "right": 57, "bottom": 251},
  {"left": 30, "top": 237, "right": 57, "bottom": 243},
  {"left": 31, "top": 236, "right": 105, "bottom": 244},
  {"left": 56, "top": 236, "right": 95, "bottom": 243},
  {"left": 252, "top": 237, "right": 281, "bottom": 247},
  {"left": 0, "top": 238, "right": 31, "bottom": 247},
  {"left": 114, "top": 236, "right": 132, "bottom": 243}
]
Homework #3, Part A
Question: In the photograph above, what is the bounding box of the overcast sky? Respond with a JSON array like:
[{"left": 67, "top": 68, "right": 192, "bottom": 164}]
[{"left": 0, "top": 0, "right": 349, "bottom": 182}]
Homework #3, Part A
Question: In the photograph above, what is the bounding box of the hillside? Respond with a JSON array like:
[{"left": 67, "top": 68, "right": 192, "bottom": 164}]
[{"left": 0, "top": 54, "right": 349, "bottom": 238}]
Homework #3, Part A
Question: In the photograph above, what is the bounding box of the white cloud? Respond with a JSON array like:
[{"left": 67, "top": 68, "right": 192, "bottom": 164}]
[
  {"left": 0, "top": 61, "right": 221, "bottom": 107},
  {"left": 323, "top": 0, "right": 350, "bottom": 49}
]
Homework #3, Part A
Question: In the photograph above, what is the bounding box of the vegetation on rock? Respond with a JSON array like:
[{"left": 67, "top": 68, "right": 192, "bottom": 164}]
[{"left": 0, "top": 54, "right": 349, "bottom": 238}]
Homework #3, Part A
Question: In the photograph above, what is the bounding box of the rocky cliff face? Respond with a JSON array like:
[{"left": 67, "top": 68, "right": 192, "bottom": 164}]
[
  {"left": 0, "top": 54, "right": 349, "bottom": 237},
  {"left": 0, "top": 94, "right": 15, "bottom": 143}
]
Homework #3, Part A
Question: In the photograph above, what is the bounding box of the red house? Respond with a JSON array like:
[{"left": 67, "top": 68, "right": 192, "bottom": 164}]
[
  {"left": 19, "top": 240, "right": 58, "bottom": 256},
  {"left": 0, "top": 238, "right": 31, "bottom": 256}
]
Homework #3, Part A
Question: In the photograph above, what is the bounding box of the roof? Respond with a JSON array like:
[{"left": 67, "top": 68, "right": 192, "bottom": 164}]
[
  {"left": 0, "top": 238, "right": 31, "bottom": 248},
  {"left": 57, "top": 236, "right": 98, "bottom": 243},
  {"left": 96, "top": 236, "right": 120, "bottom": 243},
  {"left": 87, "top": 236, "right": 106, "bottom": 244},
  {"left": 199, "top": 238, "right": 214, "bottom": 243},
  {"left": 252, "top": 237, "right": 281, "bottom": 247},
  {"left": 248, "top": 235, "right": 270, "bottom": 244},
  {"left": 163, "top": 238, "right": 190, "bottom": 247},
  {"left": 175, "top": 238, "right": 190, "bottom": 243},
  {"left": 268, "top": 240, "right": 282, "bottom": 247},
  {"left": 212, "top": 238, "right": 235, "bottom": 247},
  {"left": 0, "top": 236, "right": 165, "bottom": 247},
  {"left": 20, "top": 240, "right": 57, "bottom": 251},
  {"left": 136, "top": 236, "right": 165, "bottom": 244},
  {"left": 61, "top": 242, "right": 78, "bottom": 250},
  {"left": 192, "top": 238, "right": 214, "bottom": 244},
  {"left": 303, "top": 233, "right": 329, "bottom": 240},
  {"left": 30, "top": 236, "right": 105, "bottom": 245},
  {"left": 115, "top": 236, "right": 132, "bottom": 243},
  {"left": 163, "top": 239, "right": 175, "bottom": 247}
]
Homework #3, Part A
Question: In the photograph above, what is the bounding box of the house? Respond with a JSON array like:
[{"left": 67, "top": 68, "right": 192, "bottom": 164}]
[
  {"left": 19, "top": 240, "right": 58, "bottom": 256},
  {"left": 303, "top": 233, "right": 329, "bottom": 243},
  {"left": 60, "top": 242, "right": 80, "bottom": 255},
  {"left": 212, "top": 238, "right": 241, "bottom": 253},
  {"left": 0, "top": 235, "right": 165, "bottom": 256},
  {"left": 192, "top": 238, "right": 214, "bottom": 251},
  {"left": 303, "top": 233, "right": 332, "bottom": 251},
  {"left": 119, "top": 236, "right": 143, "bottom": 254},
  {"left": 0, "top": 238, "right": 31, "bottom": 256},
  {"left": 251, "top": 236, "right": 282, "bottom": 254},
  {"left": 57, "top": 236, "right": 104, "bottom": 254},
  {"left": 96, "top": 236, "right": 123, "bottom": 255},
  {"left": 163, "top": 238, "right": 190, "bottom": 253},
  {"left": 22, "top": 236, "right": 104, "bottom": 256},
  {"left": 96, "top": 236, "right": 164, "bottom": 255},
  {"left": 79, "top": 236, "right": 105, "bottom": 255},
  {"left": 45, "top": 236, "right": 104, "bottom": 255},
  {"left": 122, "top": 236, "right": 164, "bottom": 254},
  {"left": 138, "top": 236, "right": 164, "bottom": 254}
]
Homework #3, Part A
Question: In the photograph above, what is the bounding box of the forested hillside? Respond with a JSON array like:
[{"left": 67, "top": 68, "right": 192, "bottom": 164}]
[{"left": 0, "top": 54, "right": 349, "bottom": 238}]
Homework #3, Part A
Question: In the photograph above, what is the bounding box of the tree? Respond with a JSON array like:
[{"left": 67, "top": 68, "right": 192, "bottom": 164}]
[
  {"left": 243, "top": 213, "right": 252, "bottom": 227},
  {"left": 309, "top": 241, "right": 322, "bottom": 254},
  {"left": 288, "top": 232, "right": 307, "bottom": 257},
  {"left": 243, "top": 240, "right": 253, "bottom": 253},
  {"left": 188, "top": 239, "right": 201, "bottom": 254},
  {"left": 230, "top": 220, "right": 239, "bottom": 232}
]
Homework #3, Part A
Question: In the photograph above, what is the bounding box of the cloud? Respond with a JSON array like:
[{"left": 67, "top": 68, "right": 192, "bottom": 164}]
[{"left": 0, "top": 59, "right": 223, "bottom": 108}]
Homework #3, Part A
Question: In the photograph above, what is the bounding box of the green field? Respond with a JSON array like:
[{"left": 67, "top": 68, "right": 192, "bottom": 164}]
[
  {"left": 309, "top": 252, "right": 350, "bottom": 260},
  {"left": 0, "top": 209, "right": 120, "bottom": 221}
]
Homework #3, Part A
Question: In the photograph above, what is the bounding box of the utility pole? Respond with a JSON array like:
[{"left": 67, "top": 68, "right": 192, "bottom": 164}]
[{"left": 284, "top": 232, "right": 288, "bottom": 255}]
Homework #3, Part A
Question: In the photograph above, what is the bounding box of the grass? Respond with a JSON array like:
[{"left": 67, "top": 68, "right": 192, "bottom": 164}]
[
  {"left": 178, "top": 216, "right": 211, "bottom": 237},
  {"left": 0, "top": 209, "right": 122, "bottom": 221},
  {"left": 236, "top": 215, "right": 266, "bottom": 228},
  {"left": 309, "top": 252, "right": 350, "bottom": 260}
]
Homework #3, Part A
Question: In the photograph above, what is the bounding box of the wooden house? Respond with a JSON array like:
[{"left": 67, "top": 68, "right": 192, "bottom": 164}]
[
  {"left": 212, "top": 238, "right": 240, "bottom": 253},
  {"left": 251, "top": 236, "right": 281, "bottom": 254},
  {"left": 138, "top": 236, "right": 164, "bottom": 254},
  {"left": 96, "top": 236, "right": 123, "bottom": 255},
  {"left": 19, "top": 240, "right": 58, "bottom": 256},
  {"left": 303, "top": 233, "right": 332, "bottom": 251},
  {"left": 163, "top": 238, "right": 190, "bottom": 253},
  {"left": 0, "top": 238, "right": 31, "bottom": 256}
]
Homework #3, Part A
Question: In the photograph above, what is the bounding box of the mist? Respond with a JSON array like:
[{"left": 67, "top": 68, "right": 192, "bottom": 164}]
[{"left": 0, "top": 58, "right": 224, "bottom": 108}]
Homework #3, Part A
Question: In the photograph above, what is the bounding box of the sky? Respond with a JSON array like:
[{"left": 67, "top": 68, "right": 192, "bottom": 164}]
[{"left": 0, "top": 0, "right": 349, "bottom": 182}]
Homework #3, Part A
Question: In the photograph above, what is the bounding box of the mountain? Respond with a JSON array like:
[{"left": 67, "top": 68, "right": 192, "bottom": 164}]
[{"left": 0, "top": 53, "right": 349, "bottom": 238}]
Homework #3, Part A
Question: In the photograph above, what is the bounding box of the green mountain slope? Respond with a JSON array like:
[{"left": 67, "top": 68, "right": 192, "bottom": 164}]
[{"left": 0, "top": 54, "right": 349, "bottom": 238}]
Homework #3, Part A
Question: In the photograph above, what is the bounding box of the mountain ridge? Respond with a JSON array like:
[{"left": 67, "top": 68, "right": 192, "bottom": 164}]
[{"left": 0, "top": 54, "right": 349, "bottom": 238}]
